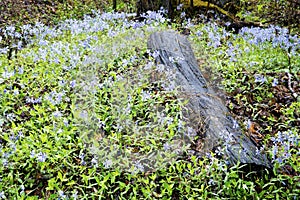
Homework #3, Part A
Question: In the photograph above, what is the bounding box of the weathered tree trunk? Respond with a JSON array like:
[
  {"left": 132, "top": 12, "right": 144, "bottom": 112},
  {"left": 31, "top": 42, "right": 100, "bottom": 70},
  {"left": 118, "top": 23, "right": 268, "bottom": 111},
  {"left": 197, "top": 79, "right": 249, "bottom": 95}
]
[
  {"left": 113, "top": 0, "right": 117, "bottom": 11},
  {"left": 147, "top": 30, "right": 272, "bottom": 168}
]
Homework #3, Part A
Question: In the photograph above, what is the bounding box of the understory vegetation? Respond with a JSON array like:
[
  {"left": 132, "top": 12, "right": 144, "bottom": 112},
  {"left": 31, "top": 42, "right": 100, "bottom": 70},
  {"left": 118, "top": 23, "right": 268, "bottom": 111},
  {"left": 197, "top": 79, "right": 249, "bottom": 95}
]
[{"left": 0, "top": 0, "right": 299, "bottom": 199}]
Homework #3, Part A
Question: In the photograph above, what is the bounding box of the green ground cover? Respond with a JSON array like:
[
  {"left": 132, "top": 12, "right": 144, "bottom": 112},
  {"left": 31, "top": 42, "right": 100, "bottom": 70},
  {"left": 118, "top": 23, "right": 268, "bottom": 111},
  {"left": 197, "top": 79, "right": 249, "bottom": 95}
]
[{"left": 0, "top": 2, "right": 299, "bottom": 199}]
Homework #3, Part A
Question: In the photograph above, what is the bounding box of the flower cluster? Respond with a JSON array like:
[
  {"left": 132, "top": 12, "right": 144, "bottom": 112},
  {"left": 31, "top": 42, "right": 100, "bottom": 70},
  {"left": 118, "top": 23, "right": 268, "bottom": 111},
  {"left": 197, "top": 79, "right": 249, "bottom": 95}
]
[
  {"left": 0, "top": 10, "right": 168, "bottom": 58},
  {"left": 270, "top": 131, "right": 299, "bottom": 164},
  {"left": 30, "top": 150, "right": 47, "bottom": 162},
  {"left": 141, "top": 9, "right": 167, "bottom": 24},
  {"left": 239, "top": 25, "right": 300, "bottom": 53}
]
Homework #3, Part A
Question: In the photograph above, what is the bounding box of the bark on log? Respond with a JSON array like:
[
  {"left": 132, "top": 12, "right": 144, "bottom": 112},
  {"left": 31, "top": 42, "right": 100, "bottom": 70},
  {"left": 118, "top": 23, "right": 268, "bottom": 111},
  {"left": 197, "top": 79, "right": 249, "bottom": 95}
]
[{"left": 147, "top": 30, "right": 272, "bottom": 168}]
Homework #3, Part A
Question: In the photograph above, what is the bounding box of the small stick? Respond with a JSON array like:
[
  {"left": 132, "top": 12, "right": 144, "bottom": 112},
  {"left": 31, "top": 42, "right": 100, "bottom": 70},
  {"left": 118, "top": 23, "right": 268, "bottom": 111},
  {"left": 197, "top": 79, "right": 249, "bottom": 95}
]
[{"left": 287, "top": 72, "right": 298, "bottom": 99}]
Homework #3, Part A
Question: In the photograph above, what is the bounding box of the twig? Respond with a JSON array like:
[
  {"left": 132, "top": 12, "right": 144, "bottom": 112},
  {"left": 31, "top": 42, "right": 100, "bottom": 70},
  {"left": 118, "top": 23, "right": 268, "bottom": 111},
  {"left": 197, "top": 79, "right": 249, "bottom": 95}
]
[{"left": 287, "top": 72, "right": 298, "bottom": 99}]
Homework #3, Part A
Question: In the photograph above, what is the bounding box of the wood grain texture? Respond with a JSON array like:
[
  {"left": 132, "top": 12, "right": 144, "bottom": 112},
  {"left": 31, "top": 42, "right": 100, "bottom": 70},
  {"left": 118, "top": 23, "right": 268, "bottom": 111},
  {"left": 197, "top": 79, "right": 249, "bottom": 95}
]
[{"left": 147, "top": 30, "right": 272, "bottom": 168}]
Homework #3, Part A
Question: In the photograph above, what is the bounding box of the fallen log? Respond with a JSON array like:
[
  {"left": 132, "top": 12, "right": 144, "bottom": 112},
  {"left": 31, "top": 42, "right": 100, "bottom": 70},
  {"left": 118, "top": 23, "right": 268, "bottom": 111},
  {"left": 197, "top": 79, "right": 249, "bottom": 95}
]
[{"left": 147, "top": 30, "right": 272, "bottom": 168}]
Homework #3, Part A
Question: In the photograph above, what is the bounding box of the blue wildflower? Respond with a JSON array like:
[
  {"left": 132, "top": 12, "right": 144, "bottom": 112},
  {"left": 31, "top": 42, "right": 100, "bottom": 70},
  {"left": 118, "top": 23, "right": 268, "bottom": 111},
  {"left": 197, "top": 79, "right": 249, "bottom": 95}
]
[
  {"left": 91, "top": 156, "right": 98, "bottom": 167},
  {"left": 141, "top": 90, "right": 151, "bottom": 101},
  {"left": 196, "top": 30, "right": 203, "bottom": 36},
  {"left": 134, "top": 161, "right": 144, "bottom": 173},
  {"left": 2, "top": 159, "right": 8, "bottom": 167},
  {"left": 163, "top": 142, "right": 171, "bottom": 151},
  {"left": 177, "top": 4, "right": 183, "bottom": 10},
  {"left": 58, "top": 190, "right": 67, "bottom": 199},
  {"left": 20, "top": 185, "right": 25, "bottom": 194},
  {"left": 37, "top": 152, "right": 47, "bottom": 162},
  {"left": 272, "top": 78, "right": 278, "bottom": 87},
  {"left": 79, "top": 153, "right": 86, "bottom": 165},
  {"left": 70, "top": 80, "right": 76, "bottom": 88},
  {"left": 72, "top": 191, "right": 78, "bottom": 200},
  {"left": 0, "top": 47, "right": 9, "bottom": 54},
  {"left": 103, "top": 159, "right": 112, "bottom": 169},
  {"left": 63, "top": 119, "right": 69, "bottom": 127},
  {"left": 53, "top": 111, "right": 62, "bottom": 118},
  {"left": 254, "top": 74, "right": 267, "bottom": 84},
  {"left": 0, "top": 191, "right": 6, "bottom": 199},
  {"left": 30, "top": 150, "right": 35, "bottom": 158},
  {"left": 58, "top": 80, "right": 66, "bottom": 87},
  {"left": 180, "top": 12, "right": 186, "bottom": 19}
]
